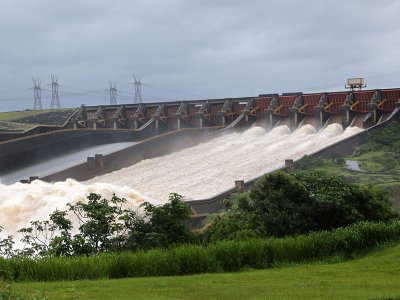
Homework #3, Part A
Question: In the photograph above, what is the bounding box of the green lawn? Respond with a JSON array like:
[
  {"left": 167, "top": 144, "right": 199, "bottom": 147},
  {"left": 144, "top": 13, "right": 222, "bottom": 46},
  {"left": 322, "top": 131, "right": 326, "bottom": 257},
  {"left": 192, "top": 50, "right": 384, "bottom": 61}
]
[{"left": 13, "top": 243, "right": 400, "bottom": 300}]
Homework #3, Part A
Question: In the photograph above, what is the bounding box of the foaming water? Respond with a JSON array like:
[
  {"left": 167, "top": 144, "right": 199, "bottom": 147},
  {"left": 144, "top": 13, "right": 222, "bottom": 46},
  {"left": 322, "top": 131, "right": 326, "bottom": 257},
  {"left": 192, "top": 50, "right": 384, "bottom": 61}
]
[
  {"left": 86, "top": 123, "right": 363, "bottom": 201},
  {"left": 0, "top": 123, "right": 363, "bottom": 236},
  {"left": 0, "top": 179, "right": 157, "bottom": 237}
]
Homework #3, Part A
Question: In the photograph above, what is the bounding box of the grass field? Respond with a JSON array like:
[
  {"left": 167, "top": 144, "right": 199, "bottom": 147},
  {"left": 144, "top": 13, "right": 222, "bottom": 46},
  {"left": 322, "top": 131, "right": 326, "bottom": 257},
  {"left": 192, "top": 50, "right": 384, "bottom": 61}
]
[
  {"left": 12, "top": 243, "right": 400, "bottom": 299},
  {"left": 0, "top": 110, "right": 55, "bottom": 122}
]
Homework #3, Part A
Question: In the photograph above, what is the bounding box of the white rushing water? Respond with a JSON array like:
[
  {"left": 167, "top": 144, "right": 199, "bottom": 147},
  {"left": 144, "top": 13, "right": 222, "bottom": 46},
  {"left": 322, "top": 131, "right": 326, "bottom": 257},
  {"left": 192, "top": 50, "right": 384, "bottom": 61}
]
[
  {"left": 0, "top": 179, "right": 157, "bottom": 238},
  {"left": 0, "top": 123, "right": 363, "bottom": 236},
  {"left": 86, "top": 123, "right": 362, "bottom": 200}
]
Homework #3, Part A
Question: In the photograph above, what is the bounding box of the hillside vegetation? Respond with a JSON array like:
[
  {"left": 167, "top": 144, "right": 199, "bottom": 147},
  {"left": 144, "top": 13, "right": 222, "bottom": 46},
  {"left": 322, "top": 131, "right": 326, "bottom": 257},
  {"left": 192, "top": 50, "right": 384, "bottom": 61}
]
[{"left": 293, "top": 121, "right": 400, "bottom": 209}]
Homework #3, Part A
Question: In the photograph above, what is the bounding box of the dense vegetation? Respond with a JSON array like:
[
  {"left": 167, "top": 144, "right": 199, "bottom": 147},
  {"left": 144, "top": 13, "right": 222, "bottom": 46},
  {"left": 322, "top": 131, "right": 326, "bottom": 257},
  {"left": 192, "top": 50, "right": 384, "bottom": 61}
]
[
  {"left": 292, "top": 121, "right": 400, "bottom": 210},
  {"left": 204, "top": 171, "right": 396, "bottom": 242},
  {"left": 1, "top": 221, "right": 400, "bottom": 282}
]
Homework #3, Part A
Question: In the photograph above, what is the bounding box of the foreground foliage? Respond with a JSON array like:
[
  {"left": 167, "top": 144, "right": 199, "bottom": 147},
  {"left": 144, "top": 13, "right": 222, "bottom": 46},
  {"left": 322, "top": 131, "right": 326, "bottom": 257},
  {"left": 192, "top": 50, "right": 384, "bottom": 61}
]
[{"left": 1, "top": 221, "right": 400, "bottom": 282}]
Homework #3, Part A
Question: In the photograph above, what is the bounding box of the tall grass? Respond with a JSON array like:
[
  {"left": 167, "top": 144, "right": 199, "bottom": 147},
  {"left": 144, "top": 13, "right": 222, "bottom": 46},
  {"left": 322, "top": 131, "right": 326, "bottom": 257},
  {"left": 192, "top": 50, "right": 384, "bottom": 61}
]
[{"left": 1, "top": 221, "right": 400, "bottom": 282}]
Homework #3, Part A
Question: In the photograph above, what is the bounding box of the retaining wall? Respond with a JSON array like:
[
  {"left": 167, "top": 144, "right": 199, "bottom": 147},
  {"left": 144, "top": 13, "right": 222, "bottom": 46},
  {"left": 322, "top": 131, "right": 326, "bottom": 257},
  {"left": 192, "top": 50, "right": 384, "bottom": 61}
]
[
  {"left": 0, "top": 129, "right": 145, "bottom": 172},
  {"left": 39, "top": 127, "right": 219, "bottom": 182}
]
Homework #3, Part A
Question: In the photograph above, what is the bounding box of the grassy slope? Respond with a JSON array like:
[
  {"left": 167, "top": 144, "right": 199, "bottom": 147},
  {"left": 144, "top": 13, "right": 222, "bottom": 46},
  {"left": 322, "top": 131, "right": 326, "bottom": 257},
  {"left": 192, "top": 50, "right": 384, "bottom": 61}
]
[
  {"left": 0, "top": 121, "right": 36, "bottom": 131},
  {"left": 0, "top": 110, "right": 56, "bottom": 122},
  {"left": 0, "top": 109, "right": 74, "bottom": 132},
  {"left": 14, "top": 243, "right": 400, "bottom": 300},
  {"left": 0, "top": 110, "right": 54, "bottom": 132}
]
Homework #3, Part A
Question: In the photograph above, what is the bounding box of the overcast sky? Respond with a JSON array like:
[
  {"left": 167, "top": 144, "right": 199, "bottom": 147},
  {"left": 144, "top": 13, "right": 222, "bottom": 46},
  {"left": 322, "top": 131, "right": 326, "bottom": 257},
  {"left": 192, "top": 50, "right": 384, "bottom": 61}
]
[{"left": 0, "top": 0, "right": 399, "bottom": 112}]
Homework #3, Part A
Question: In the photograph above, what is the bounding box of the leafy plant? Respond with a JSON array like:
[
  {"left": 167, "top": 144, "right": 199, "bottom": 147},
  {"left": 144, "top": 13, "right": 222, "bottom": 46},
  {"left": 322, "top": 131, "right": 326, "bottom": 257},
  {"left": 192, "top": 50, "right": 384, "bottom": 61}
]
[{"left": 205, "top": 171, "right": 397, "bottom": 240}]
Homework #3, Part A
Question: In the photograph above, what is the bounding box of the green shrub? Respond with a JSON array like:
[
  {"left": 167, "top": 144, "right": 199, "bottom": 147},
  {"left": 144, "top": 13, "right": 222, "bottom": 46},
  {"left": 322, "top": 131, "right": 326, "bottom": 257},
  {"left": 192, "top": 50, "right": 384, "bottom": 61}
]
[{"left": 207, "top": 171, "right": 396, "bottom": 240}]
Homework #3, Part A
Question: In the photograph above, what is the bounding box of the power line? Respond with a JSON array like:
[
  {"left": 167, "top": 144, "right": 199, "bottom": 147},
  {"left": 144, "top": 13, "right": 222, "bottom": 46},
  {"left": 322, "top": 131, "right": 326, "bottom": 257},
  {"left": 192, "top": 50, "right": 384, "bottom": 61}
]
[
  {"left": 60, "top": 85, "right": 106, "bottom": 94},
  {"left": 0, "top": 97, "right": 31, "bottom": 102},
  {"left": 142, "top": 83, "right": 209, "bottom": 99}
]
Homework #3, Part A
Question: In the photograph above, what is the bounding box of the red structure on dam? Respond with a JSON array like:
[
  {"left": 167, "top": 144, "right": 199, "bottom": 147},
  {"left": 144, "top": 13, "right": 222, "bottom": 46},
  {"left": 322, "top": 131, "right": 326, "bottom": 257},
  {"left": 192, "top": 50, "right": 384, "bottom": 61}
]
[{"left": 71, "top": 87, "right": 400, "bottom": 132}]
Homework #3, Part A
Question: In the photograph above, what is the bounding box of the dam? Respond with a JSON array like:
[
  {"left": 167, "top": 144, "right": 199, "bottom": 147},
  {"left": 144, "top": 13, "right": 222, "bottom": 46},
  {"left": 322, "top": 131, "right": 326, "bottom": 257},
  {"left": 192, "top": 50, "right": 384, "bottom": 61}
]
[{"left": 0, "top": 87, "right": 399, "bottom": 236}]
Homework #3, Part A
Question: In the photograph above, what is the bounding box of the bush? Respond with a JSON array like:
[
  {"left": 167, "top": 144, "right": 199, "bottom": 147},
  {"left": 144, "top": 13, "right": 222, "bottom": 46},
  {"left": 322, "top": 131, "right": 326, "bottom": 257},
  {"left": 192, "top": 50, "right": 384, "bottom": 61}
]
[{"left": 205, "top": 171, "right": 397, "bottom": 240}]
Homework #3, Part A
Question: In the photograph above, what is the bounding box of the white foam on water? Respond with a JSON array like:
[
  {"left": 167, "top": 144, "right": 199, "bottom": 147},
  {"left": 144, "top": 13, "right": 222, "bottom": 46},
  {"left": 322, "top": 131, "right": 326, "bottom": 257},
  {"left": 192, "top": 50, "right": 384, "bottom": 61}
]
[
  {"left": 0, "top": 179, "right": 157, "bottom": 237},
  {"left": 0, "top": 123, "right": 363, "bottom": 237},
  {"left": 86, "top": 124, "right": 363, "bottom": 200}
]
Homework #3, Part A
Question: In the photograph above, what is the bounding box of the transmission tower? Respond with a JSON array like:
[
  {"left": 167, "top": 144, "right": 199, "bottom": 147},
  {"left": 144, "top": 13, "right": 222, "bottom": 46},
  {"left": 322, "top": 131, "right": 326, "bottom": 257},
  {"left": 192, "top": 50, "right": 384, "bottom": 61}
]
[
  {"left": 50, "top": 75, "right": 61, "bottom": 109},
  {"left": 32, "top": 77, "right": 42, "bottom": 110},
  {"left": 132, "top": 75, "right": 142, "bottom": 103},
  {"left": 108, "top": 81, "right": 117, "bottom": 105}
]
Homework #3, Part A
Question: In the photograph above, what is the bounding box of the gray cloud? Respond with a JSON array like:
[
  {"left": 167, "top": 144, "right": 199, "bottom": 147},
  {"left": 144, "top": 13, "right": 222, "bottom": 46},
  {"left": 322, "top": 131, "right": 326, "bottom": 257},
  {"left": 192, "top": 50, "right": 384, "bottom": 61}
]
[{"left": 0, "top": 0, "right": 399, "bottom": 111}]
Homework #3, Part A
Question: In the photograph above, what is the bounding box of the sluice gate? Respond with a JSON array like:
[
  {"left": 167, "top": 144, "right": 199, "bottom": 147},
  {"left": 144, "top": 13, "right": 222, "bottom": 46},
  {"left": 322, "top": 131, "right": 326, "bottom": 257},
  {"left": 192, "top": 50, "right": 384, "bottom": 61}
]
[{"left": 70, "top": 88, "right": 400, "bottom": 133}]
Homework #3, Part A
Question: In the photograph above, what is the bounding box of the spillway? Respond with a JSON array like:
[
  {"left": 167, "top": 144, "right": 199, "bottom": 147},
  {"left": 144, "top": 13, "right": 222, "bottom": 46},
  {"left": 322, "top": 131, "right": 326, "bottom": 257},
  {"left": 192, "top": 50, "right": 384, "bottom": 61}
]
[
  {"left": 0, "top": 123, "right": 363, "bottom": 237},
  {"left": 85, "top": 123, "right": 362, "bottom": 200}
]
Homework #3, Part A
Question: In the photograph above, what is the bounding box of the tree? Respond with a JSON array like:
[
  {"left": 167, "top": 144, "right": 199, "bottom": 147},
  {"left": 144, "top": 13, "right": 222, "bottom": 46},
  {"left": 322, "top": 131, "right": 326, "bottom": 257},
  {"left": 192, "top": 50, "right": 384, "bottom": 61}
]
[
  {"left": 0, "top": 227, "right": 14, "bottom": 259},
  {"left": 125, "top": 193, "right": 194, "bottom": 250},
  {"left": 294, "top": 171, "right": 396, "bottom": 230},
  {"left": 247, "top": 172, "right": 314, "bottom": 236},
  {"left": 14, "top": 192, "right": 194, "bottom": 257},
  {"left": 205, "top": 171, "right": 397, "bottom": 240},
  {"left": 67, "top": 193, "right": 128, "bottom": 254}
]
